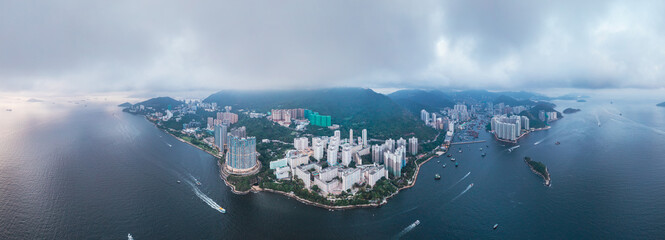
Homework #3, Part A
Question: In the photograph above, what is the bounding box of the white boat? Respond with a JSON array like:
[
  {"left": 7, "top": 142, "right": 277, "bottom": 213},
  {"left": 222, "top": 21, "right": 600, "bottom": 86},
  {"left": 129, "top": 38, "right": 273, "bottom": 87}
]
[{"left": 128, "top": 233, "right": 134, "bottom": 240}]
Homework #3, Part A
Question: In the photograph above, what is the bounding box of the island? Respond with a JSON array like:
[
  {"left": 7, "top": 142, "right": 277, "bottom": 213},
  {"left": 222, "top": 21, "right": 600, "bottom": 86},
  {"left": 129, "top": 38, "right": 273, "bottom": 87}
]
[
  {"left": 563, "top": 108, "right": 581, "bottom": 114},
  {"left": 657, "top": 102, "right": 665, "bottom": 107},
  {"left": 524, "top": 157, "right": 550, "bottom": 186},
  {"left": 577, "top": 99, "right": 587, "bottom": 102}
]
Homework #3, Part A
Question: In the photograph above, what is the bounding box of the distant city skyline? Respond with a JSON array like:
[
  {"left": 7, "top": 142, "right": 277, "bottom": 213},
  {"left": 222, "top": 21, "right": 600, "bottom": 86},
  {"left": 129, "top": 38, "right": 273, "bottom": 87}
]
[{"left": 2, "top": 1, "right": 665, "bottom": 96}]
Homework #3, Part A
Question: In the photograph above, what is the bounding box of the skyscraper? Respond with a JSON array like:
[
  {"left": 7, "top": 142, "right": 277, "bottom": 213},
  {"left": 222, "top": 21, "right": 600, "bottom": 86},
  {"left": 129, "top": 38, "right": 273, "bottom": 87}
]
[
  {"left": 341, "top": 144, "right": 352, "bottom": 167},
  {"left": 408, "top": 137, "right": 418, "bottom": 155},
  {"left": 226, "top": 135, "right": 257, "bottom": 170},
  {"left": 362, "top": 129, "right": 367, "bottom": 147},
  {"left": 420, "top": 109, "right": 430, "bottom": 123},
  {"left": 214, "top": 123, "right": 228, "bottom": 150},
  {"left": 349, "top": 129, "right": 353, "bottom": 145},
  {"left": 327, "top": 145, "right": 338, "bottom": 166}
]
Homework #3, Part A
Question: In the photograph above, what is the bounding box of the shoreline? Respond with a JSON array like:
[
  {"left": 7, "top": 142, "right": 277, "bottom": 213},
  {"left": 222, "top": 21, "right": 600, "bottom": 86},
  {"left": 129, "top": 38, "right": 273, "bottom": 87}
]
[
  {"left": 252, "top": 152, "right": 441, "bottom": 210},
  {"left": 143, "top": 115, "right": 443, "bottom": 209}
]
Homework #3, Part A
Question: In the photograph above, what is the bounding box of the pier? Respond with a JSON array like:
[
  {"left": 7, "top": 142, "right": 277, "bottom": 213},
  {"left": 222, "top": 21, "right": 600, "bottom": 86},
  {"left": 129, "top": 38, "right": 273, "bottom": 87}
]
[{"left": 450, "top": 140, "right": 486, "bottom": 145}]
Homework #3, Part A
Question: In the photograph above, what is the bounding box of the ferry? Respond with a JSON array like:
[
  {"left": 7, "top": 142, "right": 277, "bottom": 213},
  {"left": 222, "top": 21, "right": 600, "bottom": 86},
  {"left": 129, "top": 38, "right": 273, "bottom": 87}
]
[
  {"left": 434, "top": 174, "right": 441, "bottom": 180},
  {"left": 493, "top": 223, "right": 498, "bottom": 229}
]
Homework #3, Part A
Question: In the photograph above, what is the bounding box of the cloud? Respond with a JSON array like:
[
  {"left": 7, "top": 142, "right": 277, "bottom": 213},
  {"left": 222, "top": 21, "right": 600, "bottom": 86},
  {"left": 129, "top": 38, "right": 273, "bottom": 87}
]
[{"left": 0, "top": 0, "right": 664, "bottom": 94}]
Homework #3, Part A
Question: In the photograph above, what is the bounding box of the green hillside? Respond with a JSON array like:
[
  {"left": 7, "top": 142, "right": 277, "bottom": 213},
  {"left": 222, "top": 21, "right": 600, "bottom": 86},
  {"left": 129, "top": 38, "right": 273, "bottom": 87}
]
[
  {"left": 135, "top": 97, "right": 182, "bottom": 110},
  {"left": 204, "top": 88, "right": 436, "bottom": 140}
]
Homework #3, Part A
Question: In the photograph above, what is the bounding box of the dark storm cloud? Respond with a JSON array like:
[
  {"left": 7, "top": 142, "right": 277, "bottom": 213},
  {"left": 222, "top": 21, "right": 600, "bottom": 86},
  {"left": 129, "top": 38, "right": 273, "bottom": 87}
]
[{"left": 0, "top": 0, "right": 664, "bottom": 94}]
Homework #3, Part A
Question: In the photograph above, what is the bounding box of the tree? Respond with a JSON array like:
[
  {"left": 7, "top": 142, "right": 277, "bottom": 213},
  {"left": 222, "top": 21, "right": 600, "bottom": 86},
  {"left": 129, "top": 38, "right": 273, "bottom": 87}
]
[{"left": 311, "top": 185, "right": 321, "bottom": 193}]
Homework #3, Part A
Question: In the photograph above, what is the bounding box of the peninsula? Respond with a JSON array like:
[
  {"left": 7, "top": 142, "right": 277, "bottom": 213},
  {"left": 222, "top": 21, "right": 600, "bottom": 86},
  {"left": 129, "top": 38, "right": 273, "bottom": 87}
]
[
  {"left": 657, "top": 102, "right": 665, "bottom": 107},
  {"left": 524, "top": 156, "right": 551, "bottom": 186},
  {"left": 122, "top": 88, "right": 560, "bottom": 209}
]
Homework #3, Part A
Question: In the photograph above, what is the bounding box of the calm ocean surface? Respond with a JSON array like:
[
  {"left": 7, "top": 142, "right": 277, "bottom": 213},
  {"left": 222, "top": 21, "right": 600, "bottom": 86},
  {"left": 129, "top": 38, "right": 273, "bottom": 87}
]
[{"left": 1, "top": 96, "right": 664, "bottom": 239}]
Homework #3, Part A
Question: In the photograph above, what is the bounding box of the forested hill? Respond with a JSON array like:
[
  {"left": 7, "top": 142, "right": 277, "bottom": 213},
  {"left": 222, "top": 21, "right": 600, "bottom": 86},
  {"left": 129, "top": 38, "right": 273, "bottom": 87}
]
[{"left": 204, "top": 88, "right": 437, "bottom": 140}]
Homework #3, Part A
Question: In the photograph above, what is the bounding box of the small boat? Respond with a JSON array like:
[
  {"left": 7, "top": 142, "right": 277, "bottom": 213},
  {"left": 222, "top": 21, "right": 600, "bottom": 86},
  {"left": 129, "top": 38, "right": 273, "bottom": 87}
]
[
  {"left": 5, "top": 109, "right": 11, "bottom": 112},
  {"left": 493, "top": 224, "right": 498, "bottom": 229},
  {"left": 128, "top": 233, "right": 134, "bottom": 240},
  {"left": 414, "top": 220, "right": 420, "bottom": 226},
  {"left": 177, "top": 180, "right": 181, "bottom": 184},
  {"left": 437, "top": 160, "right": 440, "bottom": 163},
  {"left": 480, "top": 148, "right": 483, "bottom": 151},
  {"left": 451, "top": 158, "right": 456, "bottom": 161},
  {"left": 555, "top": 141, "right": 560, "bottom": 145},
  {"left": 459, "top": 150, "right": 462, "bottom": 153},
  {"left": 434, "top": 174, "right": 441, "bottom": 180},
  {"left": 455, "top": 162, "right": 459, "bottom": 167},
  {"left": 219, "top": 207, "right": 226, "bottom": 213},
  {"left": 443, "top": 164, "right": 446, "bottom": 168},
  {"left": 447, "top": 154, "right": 452, "bottom": 157},
  {"left": 196, "top": 181, "right": 201, "bottom": 186},
  {"left": 481, "top": 153, "right": 486, "bottom": 157}
]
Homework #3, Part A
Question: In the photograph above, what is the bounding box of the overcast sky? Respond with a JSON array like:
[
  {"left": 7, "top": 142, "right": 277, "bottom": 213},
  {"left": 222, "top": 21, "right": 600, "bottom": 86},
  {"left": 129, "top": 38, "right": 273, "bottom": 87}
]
[{"left": 1, "top": 0, "right": 664, "bottom": 96}]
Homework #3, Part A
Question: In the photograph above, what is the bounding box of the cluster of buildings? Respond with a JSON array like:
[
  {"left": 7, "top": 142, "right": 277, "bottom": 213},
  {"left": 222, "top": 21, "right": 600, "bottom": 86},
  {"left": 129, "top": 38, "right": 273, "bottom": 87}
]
[
  {"left": 270, "top": 108, "right": 305, "bottom": 127},
  {"left": 490, "top": 115, "right": 530, "bottom": 141},
  {"left": 449, "top": 104, "right": 472, "bottom": 122},
  {"left": 269, "top": 129, "right": 419, "bottom": 196},
  {"left": 490, "top": 102, "right": 529, "bottom": 116},
  {"left": 305, "top": 109, "right": 332, "bottom": 127},
  {"left": 207, "top": 107, "right": 258, "bottom": 174},
  {"left": 420, "top": 103, "right": 473, "bottom": 131},
  {"left": 539, "top": 111, "right": 558, "bottom": 123},
  {"left": 269, "top": 108, "right": 332, "bottom": 129}
]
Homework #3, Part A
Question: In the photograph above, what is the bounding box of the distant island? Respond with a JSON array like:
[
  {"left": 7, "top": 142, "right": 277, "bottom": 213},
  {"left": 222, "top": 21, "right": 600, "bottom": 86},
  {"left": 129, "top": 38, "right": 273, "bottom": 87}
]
[
  {"left": 563, "top": 108, "right": 581, "bottom": 114},
  {"left": 577, "top": 99, "right": 587, "bottom": 102},
  {"left": 657, "top": 102, "right": 665, "bottom": 107},
  {"left": 524, "top": 157, "right": 550, "bottom": 186}
]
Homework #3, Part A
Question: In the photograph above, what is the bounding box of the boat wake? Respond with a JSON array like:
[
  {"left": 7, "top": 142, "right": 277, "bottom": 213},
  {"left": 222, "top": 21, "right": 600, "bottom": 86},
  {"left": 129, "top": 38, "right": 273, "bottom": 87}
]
[
  {"left": 451, "top": 183, "right": 474, "bottom": 202},
  {"left": 534, "top": 139, "right": 544, "bottom": 145},
  {"left": 189, "top": 181, "right": 225, "bottom": 213},
  {"left": 507, "top": 145, "right": 520, "bottom": 152},
  {"left": 447, "top": 172, "right": 471, "bottom": 190},
  {"left": 394, "top": 220, "right": 420, "bottom": 239}
]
